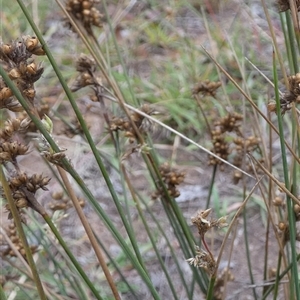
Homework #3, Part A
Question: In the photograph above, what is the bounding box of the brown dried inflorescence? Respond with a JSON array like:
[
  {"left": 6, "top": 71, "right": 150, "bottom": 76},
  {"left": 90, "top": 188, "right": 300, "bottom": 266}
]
[
  {"left": 186, "top": 246, "right": 216, "bottom": 275},
  {"left": 215, "top": 112, "right": 243, "bottom": 135},
  {"left": 0, "top": 222, "right": 38, "bottom": 258},
  {"left": 2, "top": 172, "right": 50, "bottom": 221},
  {"left": 269, "top": 73, "right": 300, "bottom": 114},
  {"left": 208, "top": 112, "right": 243, "bottom": 169},
  {"left": 65, "top": 0, "right": 103, "bottom": 35},
  {"left": 187, "top": 208, "right": 228, "bottom": 276},
  {"left": 208, "top": 111, "right": 262, "bottom": 183},
  {"left": 0, "top": 117, "right": 31, "bottom": 141},
  {"left": 232, "top": 135, "right": 262, "bottom": 183},
  {"left": 70, "top": 54, "right": 98, "bottom": 92},
  {"left": 0, "top": 37, "right": 52, "bottom": 223},
  {"left": 208, "top": 129, "right": 230, "bottom": 169},
  {"left": 0, "top": 36, "right": 45, "bottom": 109},
  {"left": 192, "top": 80, "right": 221, "bottom": 98},
  {"left": 277, "top": 0, "right": 300, "bottom": 12},
  {"left": 152, "top": 162, "right": 185, "bottom": 200},
  {"left": 191, "top": 208, "right": 228, "bottom": 238},
  {"left": 110, "top": 104, "right": 157, "bottom": 144}
]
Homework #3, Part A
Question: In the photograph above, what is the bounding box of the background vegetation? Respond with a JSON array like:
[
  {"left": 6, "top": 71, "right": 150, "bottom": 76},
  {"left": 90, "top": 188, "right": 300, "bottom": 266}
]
[{"left": 1, "top": 0, "right": 300, "bottom": 299}]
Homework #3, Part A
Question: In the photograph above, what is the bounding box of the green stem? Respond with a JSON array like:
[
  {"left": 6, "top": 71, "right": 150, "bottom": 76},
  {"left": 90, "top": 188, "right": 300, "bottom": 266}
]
[
  {"left": 43, "top": 215, "right": 103, "bottom": 300},
  {"left": 0, "top": 281, "right": 7, "bottom": 300},
  {"left": 206, "top": 165, "right": 217, "bottom": 209},
  {"left": 243, "top": 207, "right": 258, "bottom": 300},
  {"left": 273, "top": 51, "right": 300, "bottom": 299}
]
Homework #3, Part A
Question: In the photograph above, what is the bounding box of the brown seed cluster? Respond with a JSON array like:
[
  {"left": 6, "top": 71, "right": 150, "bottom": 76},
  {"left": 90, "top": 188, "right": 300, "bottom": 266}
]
[
  {"left": 110, "top": 104, "right": 157, "bottom": 144},
  {"left": 41, "top": 151, "right": 67, "bottom": 168},
  {"left": 186, "top": 246, "right": 216, "bottom": 276},
  {"left": 0, "top": 141, "right": 29, "bottom": 163},
  {"left": 232, "top": 135, "right": 262, "bottom": 184},
  {"left": 0, "top": 36, "right": 45, "bottom": 109},
  {"left": 70, "top": 54, "right": 99, "bottom": 92},
  {"left": 277, "top": 0, "right": 300, "bottom": 12},
  {"left": 0, "top": 117, "right": 31, "bottom": 140},
  {"left": 208, "top": 130, "right": 230, "bottom": 168},
  {"left": 191, "top": 208, "right": 228, "bottom": 238},
  {"left": 66, "top": 0, "right": 103, "bottom": 35},
  {"left": 152, "top": 162, "right": 185, "bottom": 200},
  {"left": 192, "top": 80, "right": 221, "bottom": 98},
  {"left": 269, "top": 73, "right": 300, "bottom": 114},
  {"left": 48, "top": 191, "right": 85, "bottom": 211},
  {"left": 0, "top": 223, "right": 38, "bottom": 258},
  {"left": 208, "top": 112, "right": 262, "bottom": 183},
  {"left": 208, "top": 112, "right": 243, "bottom": 169},
  {"left": 0, "top": 37, "right": 51, "bottom": 223},
  {"left": 2, "top": 172, "right": 50, "bottom": 221},
  {"left": 214, "top": 112, "right": 243, "bottom": 135}
]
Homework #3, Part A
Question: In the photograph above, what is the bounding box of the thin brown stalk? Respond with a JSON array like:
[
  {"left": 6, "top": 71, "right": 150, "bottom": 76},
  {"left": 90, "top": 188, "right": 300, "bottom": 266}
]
[
  {"left": 221, "top": 220, "right": 238, "bottom": 299},
  {"left": 57, "top": 166, "right": 121, "bottom": 300},
  {"left": 248, "top": 154, "right": 300, "bottom": 206},
  {"left": 0, "top": 227, "right": 31, "bottom": 274},
  {"left": 248, "top": 160, "right": 288, "bottom": 272},
  {"left": 260, "top": 0, "right": 289, "bottom": 88},
  {"left": 215, "top": 177, "right": 263, "bottom": 271},
  {"left": 194, "top": 93, "right": 212, "bottom": 135}
]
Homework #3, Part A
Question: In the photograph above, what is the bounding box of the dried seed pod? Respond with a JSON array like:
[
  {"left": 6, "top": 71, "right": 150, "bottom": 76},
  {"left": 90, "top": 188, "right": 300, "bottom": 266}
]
[
  {"left": 10, "top": 118, "right": 21, "bottom": 130},
  {"left": 18, "top": 172, "right": 28, "bottom": 184},
  {"left": 278, "top": 222, "right": 287, "bottom": 231},
  {"left": 25, "top": 36, "right": 39, "bottom": 51},
  {"left": 31, "top": 46, "right": 45, "bottom": 56},
  {"left": 52, "top": 191, "right": 64, "bottom": 200},
  {"left": 49, "top": 202, "right": 68, "bottom": 211},
  {"left": 273, "top": 196, "right": 284, "bottom": 207},
  {"left": 0, "top": 87, "right": 13, "bottom": 100},
  {"left": 1, "top": 44, "right": 13, "bottom": 55},
  {"left": 26, "top": 62, "right": 37, "bottom": 74},
  {"left": 294, "top": 204, "right": 300, "bottom": 214},
  {"left": 26, "top": 182, "right": 35, "bottom": 192},
  {"left": 16, "top": 198, "right": 28, "bottom": 208},
  {"left": 19, "top": 117, "right": 32, "bottom": 131},
  {"left": 12, "top": 190, "right": 26, "bottom": 200},
  {"left": 0, "top": 152, "right": 11, "bottom": 162},
  {"left": 8, "top": 68, "right": 21, "bottom": 79},
  {"left": 9, "top": 177, "right": 23, "bottom": 188}
]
